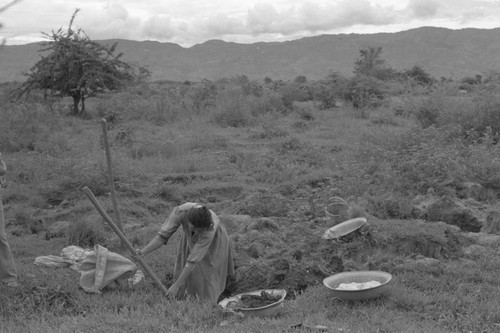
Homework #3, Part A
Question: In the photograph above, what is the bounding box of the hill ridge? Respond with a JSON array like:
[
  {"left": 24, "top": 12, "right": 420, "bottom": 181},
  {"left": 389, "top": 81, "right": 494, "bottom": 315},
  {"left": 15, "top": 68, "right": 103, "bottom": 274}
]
[{"left": 1, "top": 26, "right": 500, "bottom": 82}]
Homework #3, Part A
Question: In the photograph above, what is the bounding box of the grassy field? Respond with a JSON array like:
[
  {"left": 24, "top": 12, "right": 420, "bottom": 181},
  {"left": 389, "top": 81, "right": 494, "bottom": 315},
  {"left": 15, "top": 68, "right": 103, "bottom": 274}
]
[{"left": 1, "top": 79, "right": 500, "bottom": 333}]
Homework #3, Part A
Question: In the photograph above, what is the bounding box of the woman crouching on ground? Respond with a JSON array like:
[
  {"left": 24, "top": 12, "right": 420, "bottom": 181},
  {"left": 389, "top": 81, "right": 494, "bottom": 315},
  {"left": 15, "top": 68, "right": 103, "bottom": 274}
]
[{"left": 138, "top": 202, "right": 234, "bottom": 303}]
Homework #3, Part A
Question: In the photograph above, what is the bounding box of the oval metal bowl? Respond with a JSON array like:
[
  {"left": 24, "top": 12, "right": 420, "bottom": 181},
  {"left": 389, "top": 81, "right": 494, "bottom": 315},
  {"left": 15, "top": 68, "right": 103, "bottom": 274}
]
[
  {"left": 323, "top": 271, "right": 392, "bottom": 301},
  {"left": 219, "top": 289, "right": 287, "bottom": 317},
  {"left": 322, "top": 217, "right": 368, "bottom": 240}
]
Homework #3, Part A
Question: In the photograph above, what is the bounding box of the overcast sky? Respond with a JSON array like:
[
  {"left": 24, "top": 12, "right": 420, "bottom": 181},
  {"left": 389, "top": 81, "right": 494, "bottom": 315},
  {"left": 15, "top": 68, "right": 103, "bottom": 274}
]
[{"left": 1, "top": 0, "right": 500, "bottom": 46}]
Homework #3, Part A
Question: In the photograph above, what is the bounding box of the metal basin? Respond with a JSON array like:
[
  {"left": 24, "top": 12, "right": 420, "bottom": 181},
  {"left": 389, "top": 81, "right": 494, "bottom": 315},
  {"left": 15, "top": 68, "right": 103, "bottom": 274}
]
[
  {"left": 219, "top": 289, "right": 287, "bottom": 317},
  {"left": 323, "top": 271, "right": 392, "bottom": 301},
  {"left": 322, "top": 217, "right": 368, "bottom": 239}
]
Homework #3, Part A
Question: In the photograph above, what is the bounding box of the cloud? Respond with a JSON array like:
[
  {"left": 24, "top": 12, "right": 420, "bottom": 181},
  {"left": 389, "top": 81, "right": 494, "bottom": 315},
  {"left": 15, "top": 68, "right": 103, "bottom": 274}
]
[
  {"left": 443, "top": 0, "right": 500, "bottom": 24},
  {"left": 243, "top": 0, "right": 397, "bottom": 36},
  {"left": 105, "top": 3, "right": 129, "bottom": 21},
  {"left": 142, "top": 15, "right": 176, "bottom": 40},
  {"left": 247, "top": 3, "right": 281, "bottom": 33},
  {"left": 201, "top": 13, "right": 245, "bottom": 37},
  {"left": 332, "top": 0, "right": 397, "bottom": 26},
  {"left": 3, "top": 0, "right": 500, "bottom": 47},
  {"left": 405, "top": 0, "right": 500, "bottom": 24},
  {"left": 409, "top": 0, "right": 440, "bottom": 18},
  {"left": 75, "top": 4, "right": 142, "bottom": 41}
]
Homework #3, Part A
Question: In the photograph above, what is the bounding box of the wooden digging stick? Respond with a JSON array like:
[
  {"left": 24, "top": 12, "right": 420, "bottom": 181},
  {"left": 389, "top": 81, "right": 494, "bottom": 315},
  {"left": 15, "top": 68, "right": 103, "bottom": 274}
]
[
  {"left": 83, "top": 186, "right": 169, "bottom": 296},
  {"left": 100, "top": 118, "right": 125, "bottom": 250}
]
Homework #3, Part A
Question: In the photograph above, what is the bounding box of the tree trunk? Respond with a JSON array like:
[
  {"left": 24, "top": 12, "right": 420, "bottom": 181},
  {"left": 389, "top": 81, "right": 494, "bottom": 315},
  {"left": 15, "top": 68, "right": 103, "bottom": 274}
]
[
  {"left": 81, "top": 94, "right": 86, "bottom": 113},
  {"left": 71, "top": 92, "right": 81, "bottom": 116}
]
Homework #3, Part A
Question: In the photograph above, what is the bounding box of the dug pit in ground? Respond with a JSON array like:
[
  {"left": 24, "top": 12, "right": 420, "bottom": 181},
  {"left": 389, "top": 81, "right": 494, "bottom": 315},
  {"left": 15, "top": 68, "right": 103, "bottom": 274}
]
[{"left": 222, "top": 215, "right": 467, "bottom": 298}]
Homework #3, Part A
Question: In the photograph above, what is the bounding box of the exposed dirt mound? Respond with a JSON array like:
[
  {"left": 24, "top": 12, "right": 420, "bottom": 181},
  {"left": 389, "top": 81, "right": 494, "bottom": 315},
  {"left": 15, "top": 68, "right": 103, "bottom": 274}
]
[
  {"left": 370, "top": 219, "right": 468, "bottom": 259},
  {"left": 227, "top": 216, "right": 468, "bottom": 297},
  {"left": 228, "top": 258, "right": 323, "bottom": 297}
]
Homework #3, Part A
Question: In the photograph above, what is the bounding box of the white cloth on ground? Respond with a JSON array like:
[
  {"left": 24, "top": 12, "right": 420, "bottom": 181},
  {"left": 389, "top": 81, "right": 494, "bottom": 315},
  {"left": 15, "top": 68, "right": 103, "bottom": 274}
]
[{"left": 34, "top": 244, "right": 143, "bottom": 293}]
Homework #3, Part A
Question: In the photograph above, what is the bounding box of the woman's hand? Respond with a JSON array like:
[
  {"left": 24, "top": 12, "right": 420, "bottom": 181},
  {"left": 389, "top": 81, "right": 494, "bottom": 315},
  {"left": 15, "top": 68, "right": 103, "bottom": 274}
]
[
  {"left": 131, "top": 249, "right": 142, "bottom": 260},
  {"left": 167, "top": 283, "right": 180, "bottom": 299},
  {"left": 166, "top": 262, "right": 194, "bottom": 299}
]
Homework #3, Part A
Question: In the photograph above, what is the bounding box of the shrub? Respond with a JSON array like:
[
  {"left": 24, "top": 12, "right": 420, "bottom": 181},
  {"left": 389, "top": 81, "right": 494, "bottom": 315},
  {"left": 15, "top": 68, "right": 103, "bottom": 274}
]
[
  {"left": 402, "top": 90, "right": 449, "bottom": 128},
  {"left": 413, "top": 98, "right": 441, "bottom": 128},
  {"left": 415, "top": 90, "right": 500, "bottom": 142},
  {"left": 279, "top": 82, "right": 312, "bottom": 110},
  {"left": 295, "top": 103, "right": 316, "bottom": 121},
  {"left": 345, "top": 75, "right": 386, "bottom": 109},
  {"left": 150, "top": 93, "right": 182, "bottom": 124},
  {"left": 181, "top": 79, "right": 218, "bottom": 113},
  {"left": 357, "top": 125, "right": 470, "bottom": 195},
  {"left": 312, "top": 73, "right": 348, "bottom": 109},
  {"left": 466, "top": 94, "right": 500, "bottom": 141},
  {"left": 404, "top": 65, "right": 434, "bottom": 86},
  {"left": 247, "top": 93, "right": 286, "bottom": 116},
  {"left": 396, "top": 127, "right": 468, "bottom": 188},
  {"left": 211, "top": 88, "right": 252, "bottom": 127}
]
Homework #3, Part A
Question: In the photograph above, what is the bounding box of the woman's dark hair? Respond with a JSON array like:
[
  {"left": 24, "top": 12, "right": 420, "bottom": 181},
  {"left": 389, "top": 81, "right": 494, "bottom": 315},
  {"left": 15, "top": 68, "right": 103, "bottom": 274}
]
[{"left": 187, "top": 205, "right": 213, "bottom": 228}]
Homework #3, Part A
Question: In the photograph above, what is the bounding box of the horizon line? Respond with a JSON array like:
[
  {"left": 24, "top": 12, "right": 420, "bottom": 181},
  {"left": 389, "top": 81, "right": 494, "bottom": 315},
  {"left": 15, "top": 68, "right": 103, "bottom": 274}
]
[{"left": 3, "top": 25, "right": 500, "bottom": 48}]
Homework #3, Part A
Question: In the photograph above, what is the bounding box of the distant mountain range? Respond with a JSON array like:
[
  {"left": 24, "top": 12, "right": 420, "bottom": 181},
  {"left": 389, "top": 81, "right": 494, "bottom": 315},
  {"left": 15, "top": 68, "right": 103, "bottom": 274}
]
[{"left": 1, "top": 26, "right": 500, "bottom": 83}]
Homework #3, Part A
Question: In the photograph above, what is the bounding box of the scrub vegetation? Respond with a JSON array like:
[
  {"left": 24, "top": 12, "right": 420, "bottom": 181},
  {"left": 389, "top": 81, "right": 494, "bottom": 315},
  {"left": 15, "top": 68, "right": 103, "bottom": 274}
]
[{"left": 1, "top": 40, "right": 500, "bottom": 332}]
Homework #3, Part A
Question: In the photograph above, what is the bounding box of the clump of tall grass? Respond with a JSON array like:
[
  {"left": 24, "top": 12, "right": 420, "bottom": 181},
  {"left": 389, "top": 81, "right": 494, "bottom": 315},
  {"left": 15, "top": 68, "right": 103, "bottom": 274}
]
[
  {"left": 8, "top": 204, "right": 46, "bottom": 234},
  {"left": 66, "top": 214, "right": 107, "bottom": 247},
  {"left": 0, "top": 284, "right": 88, "bottom": 319},
  {"left": 0, "top": 102, "right": 62, "bottom": 152}
]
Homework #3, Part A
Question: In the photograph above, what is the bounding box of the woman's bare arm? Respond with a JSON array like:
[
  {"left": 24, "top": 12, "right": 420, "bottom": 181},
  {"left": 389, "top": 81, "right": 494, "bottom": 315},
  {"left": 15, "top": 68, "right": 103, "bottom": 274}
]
[
  {"left": 167, "top": 262, "right": 195, "bottom": 297},
  {"left": 139, "top": 235, "right": 165, "bottom": 256}
]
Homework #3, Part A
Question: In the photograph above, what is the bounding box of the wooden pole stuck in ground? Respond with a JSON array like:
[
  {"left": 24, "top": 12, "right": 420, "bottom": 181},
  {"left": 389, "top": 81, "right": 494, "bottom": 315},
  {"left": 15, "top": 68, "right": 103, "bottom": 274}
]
[
  {"left": 83, "top": 186, "right": 169, "bottom": 296},
  {"left": 101, "top": 118, "right": 125, "bottom": 250}
]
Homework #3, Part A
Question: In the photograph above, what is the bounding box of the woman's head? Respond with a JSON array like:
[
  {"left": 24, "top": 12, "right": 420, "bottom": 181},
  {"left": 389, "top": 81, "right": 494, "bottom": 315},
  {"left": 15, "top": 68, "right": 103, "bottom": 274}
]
[{"left": 187, "top": 205, "right": 213, "bottom": 229}]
